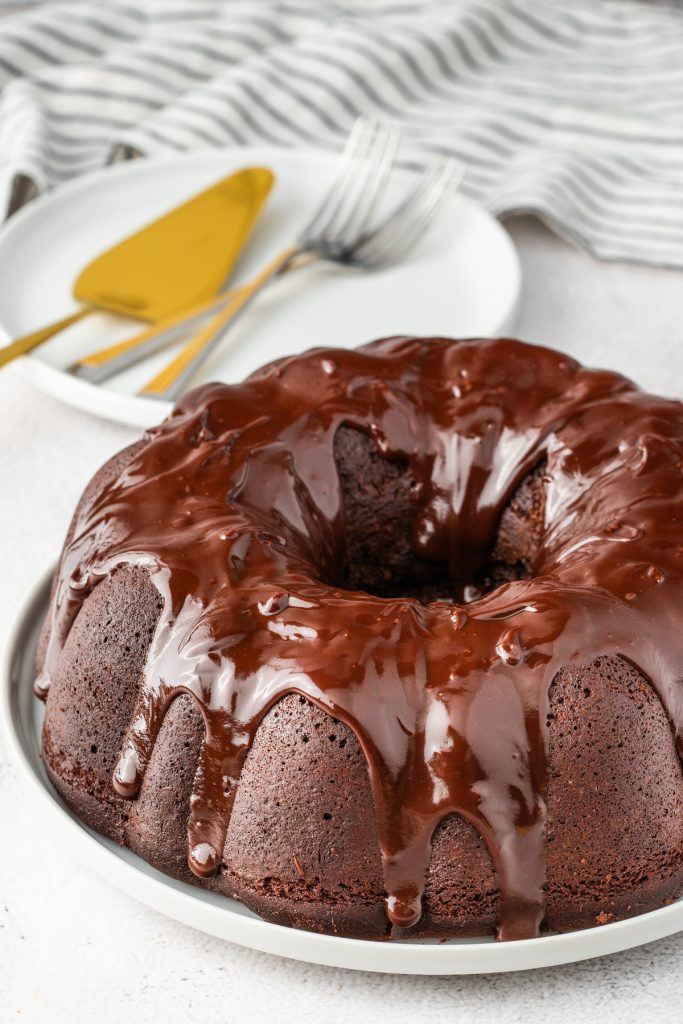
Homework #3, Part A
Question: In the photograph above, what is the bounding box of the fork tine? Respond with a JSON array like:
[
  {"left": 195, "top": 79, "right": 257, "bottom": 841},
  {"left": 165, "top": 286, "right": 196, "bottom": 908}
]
[
  {"left": 305, "top": 118, "right": 400, "bottom": 254},
  {"left": 353, "top": 159, "right": 464, "bottom": 266},
  {"left": 357, "top": 160, "right": 441, "bottom": 247},
  {"left": 303, "top": 116, "right": 376, "bottom": 242},
  {"left": 381, "top": 160, "right": 462, "bottom": 258},
  {"left": 393, "top": 159, "right": 465, "bottom": 257},
  {"left": 309, "top": 118, "right": 387, "bottom": 249},
  {"left": 329, "top": 122, "right": 400, "bottom": 250},
  {"left": 311, "top": 118, "right": 382, "bottom": 245}
]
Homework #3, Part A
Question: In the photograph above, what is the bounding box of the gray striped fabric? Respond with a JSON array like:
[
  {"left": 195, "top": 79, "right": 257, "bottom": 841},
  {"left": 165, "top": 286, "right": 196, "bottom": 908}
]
[{"left": 1, "top": 0, "right": 683, "bottom": 267}]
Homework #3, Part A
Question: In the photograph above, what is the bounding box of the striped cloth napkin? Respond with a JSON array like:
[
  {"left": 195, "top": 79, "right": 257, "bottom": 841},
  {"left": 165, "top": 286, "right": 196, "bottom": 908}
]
[{"left": 2, "top": 0, "right": 683, "bottom": 268}]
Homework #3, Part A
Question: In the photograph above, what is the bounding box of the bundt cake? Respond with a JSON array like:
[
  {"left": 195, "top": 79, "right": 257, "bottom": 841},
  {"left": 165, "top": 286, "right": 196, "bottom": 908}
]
[{"left": 36, "top": 336, "right": 683, "bottom": 941}]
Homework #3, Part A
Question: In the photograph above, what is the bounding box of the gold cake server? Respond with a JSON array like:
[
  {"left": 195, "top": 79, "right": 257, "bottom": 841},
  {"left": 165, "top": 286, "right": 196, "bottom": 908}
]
[{"left": 0, "top": 166, "right": 274, "bottom": 369}]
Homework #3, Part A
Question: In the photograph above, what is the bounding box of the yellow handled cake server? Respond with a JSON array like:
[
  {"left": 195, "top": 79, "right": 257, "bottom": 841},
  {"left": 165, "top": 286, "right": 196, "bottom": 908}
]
[{"left": 0, "top": 166, "right": 274, "bottom": 370}]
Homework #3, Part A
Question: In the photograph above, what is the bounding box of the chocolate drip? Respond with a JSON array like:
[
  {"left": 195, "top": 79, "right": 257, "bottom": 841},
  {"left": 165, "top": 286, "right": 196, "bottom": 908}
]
[{"left": 36, "top": 337, "right": 683, "bottom": 940}]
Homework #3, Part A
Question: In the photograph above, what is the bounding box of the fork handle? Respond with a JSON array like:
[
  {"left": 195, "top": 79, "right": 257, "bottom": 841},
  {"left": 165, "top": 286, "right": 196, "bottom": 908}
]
[
  {"left": 0, "top": 307, "right": 92, "bottom": 369},
  {"left": 70, "top": 289, "right": 245, "bottom": 384},
  {"left": 139, "top": 244, "right": 304, "bottom": 401}
]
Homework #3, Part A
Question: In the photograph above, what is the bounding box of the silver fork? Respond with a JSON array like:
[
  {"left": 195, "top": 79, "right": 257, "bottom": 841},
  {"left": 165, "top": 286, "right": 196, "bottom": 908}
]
[{"left": 138, "top": 118, "right": 463, "bottom": 402}]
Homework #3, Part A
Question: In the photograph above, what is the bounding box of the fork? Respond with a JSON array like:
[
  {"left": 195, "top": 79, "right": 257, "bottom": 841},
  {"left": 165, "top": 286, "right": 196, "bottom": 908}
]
[{"left": 139, "top": 118, "right": 463, "bottom": 402}]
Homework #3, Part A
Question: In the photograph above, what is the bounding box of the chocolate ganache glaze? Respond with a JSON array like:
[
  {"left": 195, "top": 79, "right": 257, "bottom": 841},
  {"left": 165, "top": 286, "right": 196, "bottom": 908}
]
[{"left": 36, "top": 337, "right": 683, "bottom": 940}]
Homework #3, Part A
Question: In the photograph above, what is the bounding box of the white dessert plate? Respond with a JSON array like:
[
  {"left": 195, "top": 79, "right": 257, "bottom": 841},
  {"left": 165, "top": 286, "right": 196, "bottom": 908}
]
[
  {"left": 0, "top": 148, "right": 520, "bottom": 429},
  {"left": 2, "top": 567, "right": 682, "bottom": 975}
]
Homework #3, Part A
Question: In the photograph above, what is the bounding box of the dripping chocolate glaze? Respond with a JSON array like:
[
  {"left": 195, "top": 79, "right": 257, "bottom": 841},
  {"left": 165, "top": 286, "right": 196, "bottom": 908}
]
[{"left": 36, "top": 337, "right": 683, "bottom": 941}]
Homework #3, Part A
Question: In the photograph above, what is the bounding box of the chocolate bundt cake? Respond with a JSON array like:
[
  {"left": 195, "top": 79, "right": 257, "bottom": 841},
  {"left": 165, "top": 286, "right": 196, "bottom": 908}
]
[{"left": 36, "top": 336, "right": 683, "bottom": 941}]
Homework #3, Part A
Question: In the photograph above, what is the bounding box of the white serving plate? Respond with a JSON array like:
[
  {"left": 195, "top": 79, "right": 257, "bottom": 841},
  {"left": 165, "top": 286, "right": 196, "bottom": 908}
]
[
  {"left": 2, "top": 568, "right": 682, "bottom": 974},
  {"left": 0, "top": 148, "right": 520, "bottom": 429}
]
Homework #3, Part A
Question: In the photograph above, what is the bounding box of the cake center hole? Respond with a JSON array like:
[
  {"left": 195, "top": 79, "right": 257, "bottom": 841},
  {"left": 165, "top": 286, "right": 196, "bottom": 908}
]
[{"left": 331, "top": 425, "right": 543, "bottom": 604}]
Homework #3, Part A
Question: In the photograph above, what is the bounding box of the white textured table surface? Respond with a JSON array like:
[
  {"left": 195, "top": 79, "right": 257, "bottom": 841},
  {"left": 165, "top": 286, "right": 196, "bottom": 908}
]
[{"left": 1, "top": 215, "right": 682, "bottom": 1023}]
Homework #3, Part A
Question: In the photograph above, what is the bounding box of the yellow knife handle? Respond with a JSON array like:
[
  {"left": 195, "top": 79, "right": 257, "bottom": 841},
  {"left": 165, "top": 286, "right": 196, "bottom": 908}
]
[{"left": 0, "top": 307, "right": 91, "bottom": 369}]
